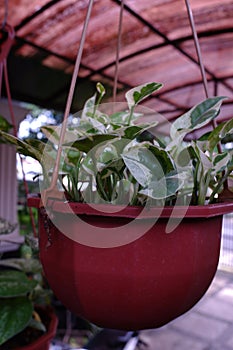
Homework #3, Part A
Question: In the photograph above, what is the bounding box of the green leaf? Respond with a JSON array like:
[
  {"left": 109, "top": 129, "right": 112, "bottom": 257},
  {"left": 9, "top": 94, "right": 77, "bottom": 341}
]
[
  {"left": 123, "top": 126, "right": 143, "bottom": 139},
  {"left": 65, "top": 148, "right": 81, "bottom": 166},
  {"left": 81, "top": 94, "right": 96, "bottom": 119},
  {"left": 122, "top": 152, "right": 153, "bottom": 187},
  {"left": 139, "top": 173, "right": 185, "bottom": 200},
  {"left": 213, "top": 151, "right": 232, "bottom": 173},
  {"left": 190, "top": 97, "right": 225, "bottom": 127},
  {"left": 98, "top": 158, "right": 125, "bottom": 177},
  {"left": 123, "top": 122, "right": 158, "bottom": 140},
  {"left": 67, "top": 134, "right": 118, "bottom": 153},
  {"left": 28, "top": 317, "right": 46, "bottom": 332},
  {"left": 25, "top": 138, "right": 50, "bottom": 155},
  {"left": 122, "top": 145, "right": 174, "bottom": 187},
  {"left": 110, "top": 111, "right": 132, "bottom": 126},
  {"left": 0, "top": 297, "right": 33, "bottom": 345},
  {"left": 0, "top": 131, "right": 43, "bottom": 162},
  {"left": 193, "top": 142, "right": 212, "bottom": 171},
  {"left": 170, "top": 96, "right": 226, "bottom": 140},
  {"left": 0, "top": 270, "right": 37, "bottom": 297},
  {"left": 42, "top": 125, "right": 87, "bottom": 144},
  {"left": 148, "top": 145, "right": 175, "bottom": 174},
  {"left": 208, "top": 118, "right": 233, "bottom": 154},
  {"left": 97, "top": 144, "right": 118, "bottom": 166},
  {"left": 125, "top": 82, "right": 163, "bottom": 109},
  {"left": 41, "top": 125, "right": 60, "bottom": 143},
  {"left": 0, "top": 115, "right": 12, "bottom": 132},
  {"left": 190, "top": 142, "right": 213, "bottom": 179},
  {"left": 96, "top": 82, "right": 105, "bottom": 99},
  {"left": 0, "top": 258, "right": 42, "bottom": 274},
  {"left": 91, "top": 118, "right": 107, "bottom": 133}
]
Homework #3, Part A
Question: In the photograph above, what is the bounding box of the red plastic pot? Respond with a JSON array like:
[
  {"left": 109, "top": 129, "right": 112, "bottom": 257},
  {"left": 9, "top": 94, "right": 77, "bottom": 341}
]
[{"left": 28, "top": 194, "right": 233, "bottom": 330}]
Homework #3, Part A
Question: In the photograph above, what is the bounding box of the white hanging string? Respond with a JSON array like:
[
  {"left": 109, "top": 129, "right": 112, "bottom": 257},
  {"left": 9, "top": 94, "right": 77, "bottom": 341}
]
[
  {"left": 48, "top": 0, "right": 94, "bottom": 194},
  {"left": 184, "top": 0, "right": 225, "bottom": 181},
  {"left": 184, "top": 0, "right": 210, "bottom": 99},
  {"left": 46, "top": 0, "right": 225, "bottom": 198},
  {"left": 113, "top": 0, "right": 125, "bottom": 103}
]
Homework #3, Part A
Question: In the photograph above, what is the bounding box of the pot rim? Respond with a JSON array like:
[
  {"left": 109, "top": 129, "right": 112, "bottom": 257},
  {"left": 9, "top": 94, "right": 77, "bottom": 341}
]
[{"left": 27, "top": 193, "right": 233, "bottom": 219}]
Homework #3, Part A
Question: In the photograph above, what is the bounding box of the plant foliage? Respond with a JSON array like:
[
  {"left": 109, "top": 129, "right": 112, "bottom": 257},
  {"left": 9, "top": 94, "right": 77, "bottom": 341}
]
[
  {"left": 0, "top": 82, "right": 232, "bottom": 205},
  {"left": 0, "top": 247, "right": 51, "bottom": 345}
]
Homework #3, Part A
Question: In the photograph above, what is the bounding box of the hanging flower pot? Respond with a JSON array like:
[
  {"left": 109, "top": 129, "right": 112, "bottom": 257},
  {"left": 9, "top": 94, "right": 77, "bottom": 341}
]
[
  {"left": 28, "top": 195, "right": 233, "bottom": 330},
  {"left": 1, "top": 82, "right": 233, "bottom": 330},
  {"left": 1, "top": 0, "right": 232, "bottom": 334}
]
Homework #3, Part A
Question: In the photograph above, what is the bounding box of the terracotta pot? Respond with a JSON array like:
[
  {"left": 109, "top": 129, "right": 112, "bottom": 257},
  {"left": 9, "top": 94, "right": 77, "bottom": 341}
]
[{"left": 28, "top": 194, "right": 233, "bottom": 330}]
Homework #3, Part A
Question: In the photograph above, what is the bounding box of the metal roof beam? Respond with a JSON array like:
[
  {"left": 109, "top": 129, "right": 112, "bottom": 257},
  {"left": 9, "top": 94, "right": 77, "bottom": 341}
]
[
  {"left": 111, "top": 0, "right": 230, "bottom": 92},
  {"left": 15, "top": 0, "right": 63, "bottom": 31}
]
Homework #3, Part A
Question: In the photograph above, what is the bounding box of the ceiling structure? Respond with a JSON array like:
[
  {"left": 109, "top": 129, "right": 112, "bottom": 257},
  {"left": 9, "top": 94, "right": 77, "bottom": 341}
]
[{"left": 0, "top": 0, "right": 233, "bottom": 129}]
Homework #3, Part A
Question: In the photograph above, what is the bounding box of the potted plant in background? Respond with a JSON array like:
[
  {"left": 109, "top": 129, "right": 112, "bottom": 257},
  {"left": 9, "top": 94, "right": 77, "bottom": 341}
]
[
  {"left": 0, "top": 232, "right": 58, "bottom": 349},
  {"left": 0, "top": 82, "right": 233, "bottom": 330}
]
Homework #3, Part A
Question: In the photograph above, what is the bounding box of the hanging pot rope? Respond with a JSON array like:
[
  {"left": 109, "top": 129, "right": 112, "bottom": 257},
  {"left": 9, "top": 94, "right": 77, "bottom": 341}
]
[
  {"left": 43, "top": 0, "right": 94, "bottom": 204},
  {"left": 184, "top": 0, "right": 231, "bottom": 198},
  {"left": 184, "top": 0, "right": 210, "bottom": 100},
  {"left": 113, "top": 0, "right": 125, "bottom": 103},
  {"left": 184, "top": 0, "right": 221, "bottom": 133},
  {"left": 44, "top": 0, "right": 126, "bottom": 204},
  {"left": 42, "top": 0, "right": 229, "bottom": 204}
]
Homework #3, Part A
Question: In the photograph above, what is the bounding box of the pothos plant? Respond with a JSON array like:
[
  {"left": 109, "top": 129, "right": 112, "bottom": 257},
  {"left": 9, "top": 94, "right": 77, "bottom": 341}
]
[
  {"left": 0, "top": 242, "right": 52, "bottom": 346},
  {"left": 0, "top": 82, "right": 233, "bottom": 206}
]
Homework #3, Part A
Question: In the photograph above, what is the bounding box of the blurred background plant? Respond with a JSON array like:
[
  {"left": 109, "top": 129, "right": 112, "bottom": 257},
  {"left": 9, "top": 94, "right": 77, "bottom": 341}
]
[{"left": 0, "top": 230, "right": 53, "bottom": 347}]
